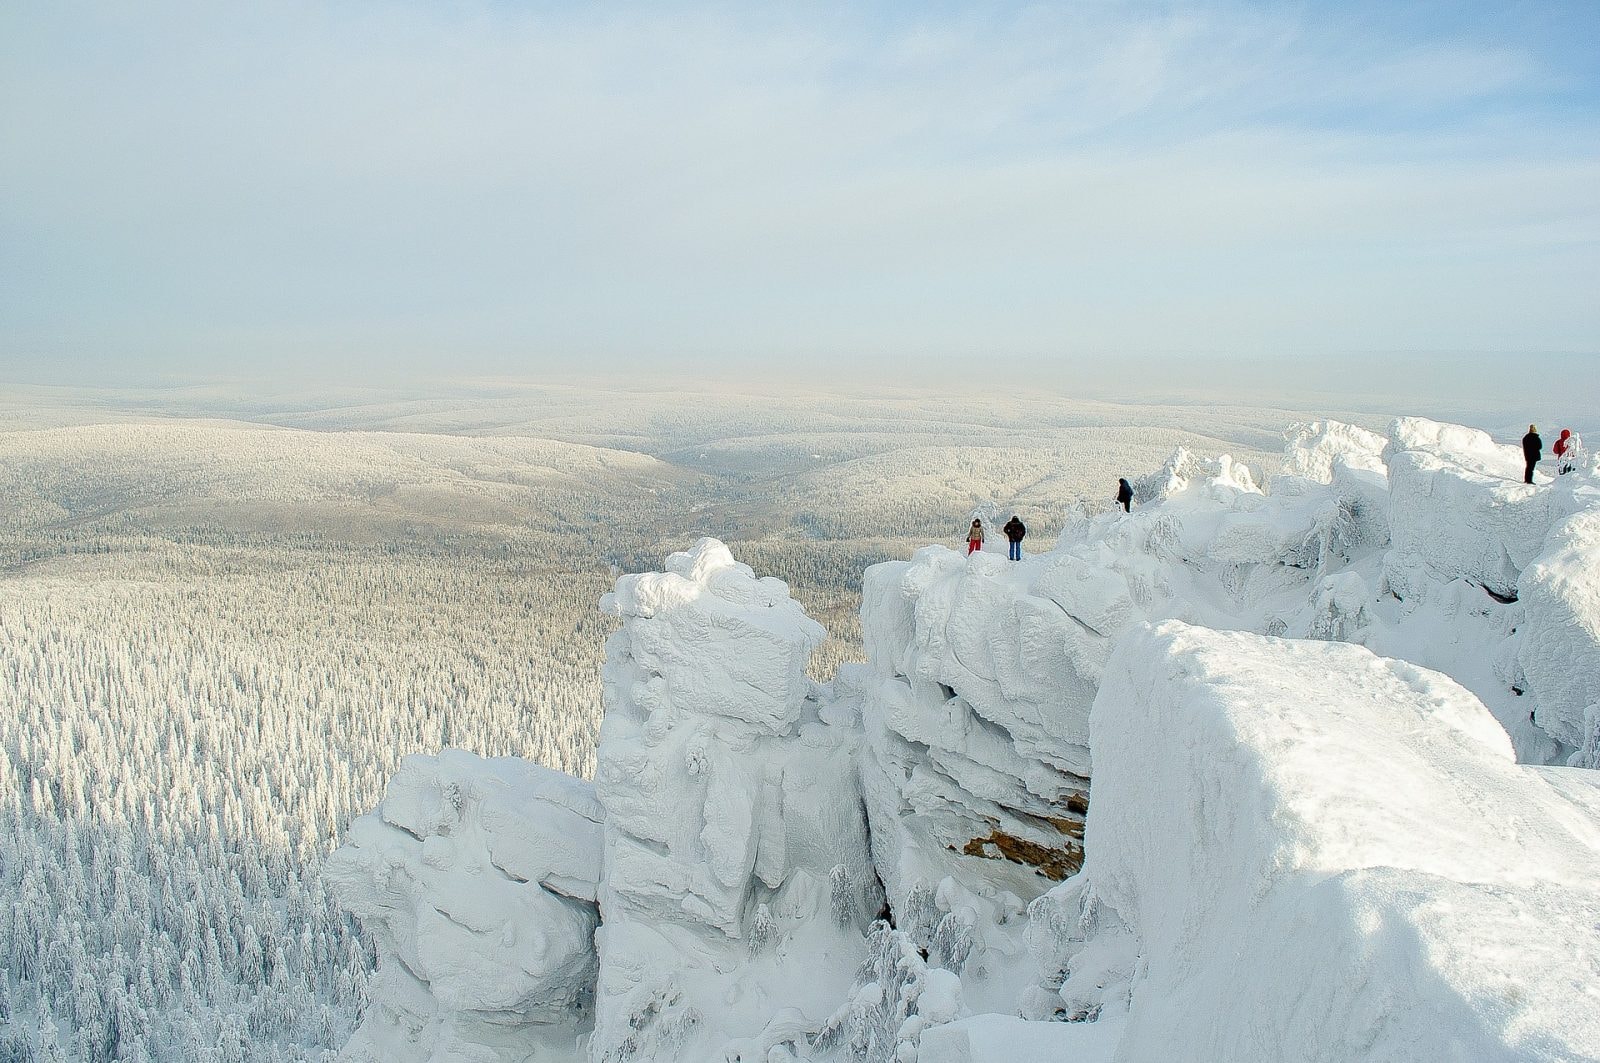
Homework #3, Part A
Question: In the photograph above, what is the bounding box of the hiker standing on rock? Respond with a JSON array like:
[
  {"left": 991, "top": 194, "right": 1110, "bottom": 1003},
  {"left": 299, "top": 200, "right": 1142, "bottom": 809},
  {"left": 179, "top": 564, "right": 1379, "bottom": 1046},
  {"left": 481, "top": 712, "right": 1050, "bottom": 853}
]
[
  {"left": 967, "top": 519, "right": 984, "bottom": 555},
  {"left": 1002, "top": 515, "right": 1026, "bottom": 561},
  {"left": 1522, "top": 424, "right": 1543, "bottom": 484},
  {"left": 1116, "top": 478, "right": 1134, "bottom": 513}
]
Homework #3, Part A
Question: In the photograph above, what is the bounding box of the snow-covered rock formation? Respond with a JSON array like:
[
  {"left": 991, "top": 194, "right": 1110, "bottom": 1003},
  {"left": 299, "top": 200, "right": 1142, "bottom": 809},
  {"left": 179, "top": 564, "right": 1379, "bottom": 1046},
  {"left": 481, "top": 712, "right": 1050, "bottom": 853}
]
[
  {"left": 856, "top": 548, "right": 1094, "bottom": 910},
  {"left": 1281, "top": 418, "right": 1388, "bottom": 483},
  {"left": 591, "top": 538, "right": 877, "bottom": 1062},
  {"left": 325, "top": 750, "right": 603, "bottom": 1062},
  {"left": 1025, "top": 622, "right": 1600, "bottom": 1061},
  {"left": 331, "top": 415, "right": 1600, "bottom": 1063},
  {"left": 1383, "top": 417, "right": 1563, "bottom": 602}
]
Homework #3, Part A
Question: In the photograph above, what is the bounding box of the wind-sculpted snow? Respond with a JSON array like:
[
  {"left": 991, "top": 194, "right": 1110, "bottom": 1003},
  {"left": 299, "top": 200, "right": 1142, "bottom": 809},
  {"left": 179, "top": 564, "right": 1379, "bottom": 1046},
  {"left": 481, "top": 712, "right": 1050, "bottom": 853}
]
[
  {"left": 843, "top": 419, "right": 1600, "bottom": 1058},
  {"left": 1025, "top": 623, "right": 1600, "bottom": 1063},
  {"left": 858, "top": 548, "right": 1096, "bottom": 910},
  {"left": 1128, "top": 444, "right": 1259, "bottom": 504},
  {"left": 325, "top": 750, "right": 602, "bottom": 1062},
  {"left": 592, "top": 538, "right": 878, "bottom": 1062}
]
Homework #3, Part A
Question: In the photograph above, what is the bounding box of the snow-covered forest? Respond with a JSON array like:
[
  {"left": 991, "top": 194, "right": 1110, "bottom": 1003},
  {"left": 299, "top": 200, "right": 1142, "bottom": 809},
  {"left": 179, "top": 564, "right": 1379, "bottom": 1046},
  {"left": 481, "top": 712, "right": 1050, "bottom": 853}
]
[
  {"left": 0, "top": 392, "right": 1302, "bottom": 1060},
  {"left": 0, "top": 540, "right": 610, "bottom": 1060}
]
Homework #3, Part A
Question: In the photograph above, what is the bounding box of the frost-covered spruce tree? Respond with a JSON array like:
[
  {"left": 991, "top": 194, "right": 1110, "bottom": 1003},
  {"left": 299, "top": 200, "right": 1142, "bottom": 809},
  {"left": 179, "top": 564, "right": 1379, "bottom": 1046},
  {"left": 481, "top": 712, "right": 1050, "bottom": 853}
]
[{"left": 811, "top": 919, "right": 966, "bottom": 1063}]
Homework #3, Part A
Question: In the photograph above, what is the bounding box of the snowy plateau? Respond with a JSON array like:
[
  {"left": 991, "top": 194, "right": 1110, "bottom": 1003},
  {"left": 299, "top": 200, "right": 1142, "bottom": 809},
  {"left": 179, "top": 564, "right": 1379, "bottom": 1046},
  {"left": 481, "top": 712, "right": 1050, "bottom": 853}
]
[{"left": 325, "top": 416, "right": 1600, "bottom": 1063}]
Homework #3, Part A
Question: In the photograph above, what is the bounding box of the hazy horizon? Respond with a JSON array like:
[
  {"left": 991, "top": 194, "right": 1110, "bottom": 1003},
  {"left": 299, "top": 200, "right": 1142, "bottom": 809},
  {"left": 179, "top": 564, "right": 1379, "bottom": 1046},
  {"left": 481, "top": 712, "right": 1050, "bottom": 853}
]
[
  {"left": 6, "top": 347, "right": 1599, "bottom": 431},
  {"left": 4, "top": 0, "right": 1597, "bottom": 386}
]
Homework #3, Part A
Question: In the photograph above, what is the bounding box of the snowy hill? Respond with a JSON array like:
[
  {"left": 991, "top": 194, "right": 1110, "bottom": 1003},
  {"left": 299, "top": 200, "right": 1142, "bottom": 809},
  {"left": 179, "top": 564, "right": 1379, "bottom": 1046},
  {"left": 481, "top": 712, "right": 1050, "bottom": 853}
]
[
  {"left": 0, "top": 420, "right": 693, "bottom": 536},
  {"left": 331, "top": 415, "right": 1600, "bottom": 1063}
]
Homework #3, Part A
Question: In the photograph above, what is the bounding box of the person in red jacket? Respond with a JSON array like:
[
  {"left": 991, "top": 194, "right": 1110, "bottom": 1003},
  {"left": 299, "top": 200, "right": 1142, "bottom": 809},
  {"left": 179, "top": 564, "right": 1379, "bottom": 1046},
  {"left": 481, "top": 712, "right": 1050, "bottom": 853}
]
[
  {"left": 1554, "top": 428, "right": 1583, "bottom": 475},
  {"left": 967, "top": 519, "right": 984, "bottom": 555}
]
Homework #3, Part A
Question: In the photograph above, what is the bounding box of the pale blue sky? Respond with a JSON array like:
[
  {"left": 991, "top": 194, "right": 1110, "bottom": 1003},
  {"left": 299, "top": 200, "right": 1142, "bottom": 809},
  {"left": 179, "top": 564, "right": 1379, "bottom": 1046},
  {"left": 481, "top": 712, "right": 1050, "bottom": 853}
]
[{"left": 2, "top": 1, "right": 1597, "bottom": 388}]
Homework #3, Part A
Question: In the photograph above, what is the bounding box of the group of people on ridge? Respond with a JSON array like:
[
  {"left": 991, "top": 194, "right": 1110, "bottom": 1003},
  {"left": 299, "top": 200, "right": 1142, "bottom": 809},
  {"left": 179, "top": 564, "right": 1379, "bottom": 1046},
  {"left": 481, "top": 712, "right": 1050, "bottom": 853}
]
[
  {"left": 966, "top": 478, "right": 1137, "bottom": 560},
  {"left": 968, "top": 515, "right": 1028, "bottom": 560},
  {"left": 969, "top": 428, "right": 1581, "bottom": 560},
  {"left": 1522, "top": 425, "right": 1584, "bottom": 484}
]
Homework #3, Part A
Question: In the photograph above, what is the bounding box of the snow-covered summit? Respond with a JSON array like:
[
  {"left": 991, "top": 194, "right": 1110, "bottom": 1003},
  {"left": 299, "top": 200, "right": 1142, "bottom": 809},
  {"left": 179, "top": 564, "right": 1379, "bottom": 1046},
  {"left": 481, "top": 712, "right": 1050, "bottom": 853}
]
[
  {"left": 332, "top": 417, "right": 1600, "bottom": 1063},
  {"left": 599, "top": 537, "right": 826, "bottom": 733}
]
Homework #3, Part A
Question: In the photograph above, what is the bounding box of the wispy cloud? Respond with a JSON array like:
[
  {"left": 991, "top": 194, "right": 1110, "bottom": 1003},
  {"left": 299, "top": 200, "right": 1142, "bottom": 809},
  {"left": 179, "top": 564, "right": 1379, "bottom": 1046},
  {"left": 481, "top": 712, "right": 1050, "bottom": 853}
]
[{"left": 1, "top": 0, "right": 1596, "bottom": 383}]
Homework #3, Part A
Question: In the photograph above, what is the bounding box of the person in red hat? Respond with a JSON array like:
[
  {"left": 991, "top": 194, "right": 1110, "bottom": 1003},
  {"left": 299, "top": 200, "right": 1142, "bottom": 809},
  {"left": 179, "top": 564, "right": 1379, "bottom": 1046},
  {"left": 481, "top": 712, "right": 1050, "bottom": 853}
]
[{"left": 1554, "top": 428, "right": 1583, "bottom": 475}]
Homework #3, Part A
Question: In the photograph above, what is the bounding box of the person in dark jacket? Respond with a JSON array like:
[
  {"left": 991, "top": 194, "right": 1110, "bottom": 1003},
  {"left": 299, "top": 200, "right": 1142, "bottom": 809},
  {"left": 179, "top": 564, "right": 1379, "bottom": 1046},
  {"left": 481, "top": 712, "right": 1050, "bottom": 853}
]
[
  {"left": 1002, "top": 515, "right": 1026, "bottom": 560},
  {"left": 1116, "top": 478, "right": 1134, "bottom": 513},
  {"left": 1522, "top": 424, "right": 1542, "bottom": 484}
]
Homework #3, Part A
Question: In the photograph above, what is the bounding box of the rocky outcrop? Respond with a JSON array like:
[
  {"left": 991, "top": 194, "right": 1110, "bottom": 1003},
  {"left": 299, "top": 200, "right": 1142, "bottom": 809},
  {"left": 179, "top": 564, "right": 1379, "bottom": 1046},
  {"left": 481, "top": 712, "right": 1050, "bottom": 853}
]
[
  {"left": 591, "top": 538, "right": 877, "bottom": 1062},
  {"left": 857, "top": 549, "right": 1096, "bottom": 910},
  {"left": 1518, "top": 509, "right": 1600, "bottom": 761},
  {"left": 325, "top": 750, "right": 603, "bottom": 1062},
  {"left": 328, "top": 417, "right": 1600, "bottom": 1063}
]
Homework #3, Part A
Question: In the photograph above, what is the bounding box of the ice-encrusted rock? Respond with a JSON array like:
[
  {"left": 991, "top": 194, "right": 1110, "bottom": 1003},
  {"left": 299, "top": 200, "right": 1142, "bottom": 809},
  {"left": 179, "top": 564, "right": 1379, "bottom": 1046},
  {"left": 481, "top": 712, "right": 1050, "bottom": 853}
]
[
  {"left": 1130, "top": 446, "right": 1258, "bottom": 504},
  {"left": 1302, "top": 571, "right": 1374, "bottom": 642},
  {"left": 602, "top": 538, "right": 821, "bottom": 732},
  {"left": 1282, "top": 420, "right": 1388, "bottom": 484},
  {"left": 325, "top": 750, "right": 603, "bottom": 1063},
  {"left": 859, "top": 547, "right": 1096, "bottom": 910},
  {"left": 592, "top": 538, "right": 876, "bottom": 1062},
  {"left": 1027, "top": 622, "right": 1600, "bottom": 1063},
  {"left": 1383, "top": 417, "right": 1560, "bottom": 601},
  {"left": 1276, "top": 421, "right": 1393, "bottom": 562},
  {"left": 1372, "top": 416, "right": 1600, "bottom": 755},
  {"left": 855, "top": 446, "right": 1393, "bottom": 916},
  {"left": 327, "top": 417, "right": 1600, "bottom": 1063}
]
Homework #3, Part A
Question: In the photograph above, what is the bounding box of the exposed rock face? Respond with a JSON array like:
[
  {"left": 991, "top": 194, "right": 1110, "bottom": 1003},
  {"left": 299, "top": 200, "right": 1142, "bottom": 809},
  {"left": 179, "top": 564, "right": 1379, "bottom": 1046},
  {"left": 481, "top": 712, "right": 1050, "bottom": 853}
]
[
  {"left": 325, "top": 750, "right": 603, "bottom": 1062},
  {"left": 591, "top": 538, "right": 876, "bottom": 1062}
]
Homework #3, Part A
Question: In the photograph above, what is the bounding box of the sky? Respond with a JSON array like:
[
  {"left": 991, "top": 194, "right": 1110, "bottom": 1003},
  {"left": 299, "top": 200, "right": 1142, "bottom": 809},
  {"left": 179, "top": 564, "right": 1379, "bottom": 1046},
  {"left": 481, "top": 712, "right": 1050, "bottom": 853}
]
[{"left": 2, "top": 0, "right": 1597, "bottom": 391}]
